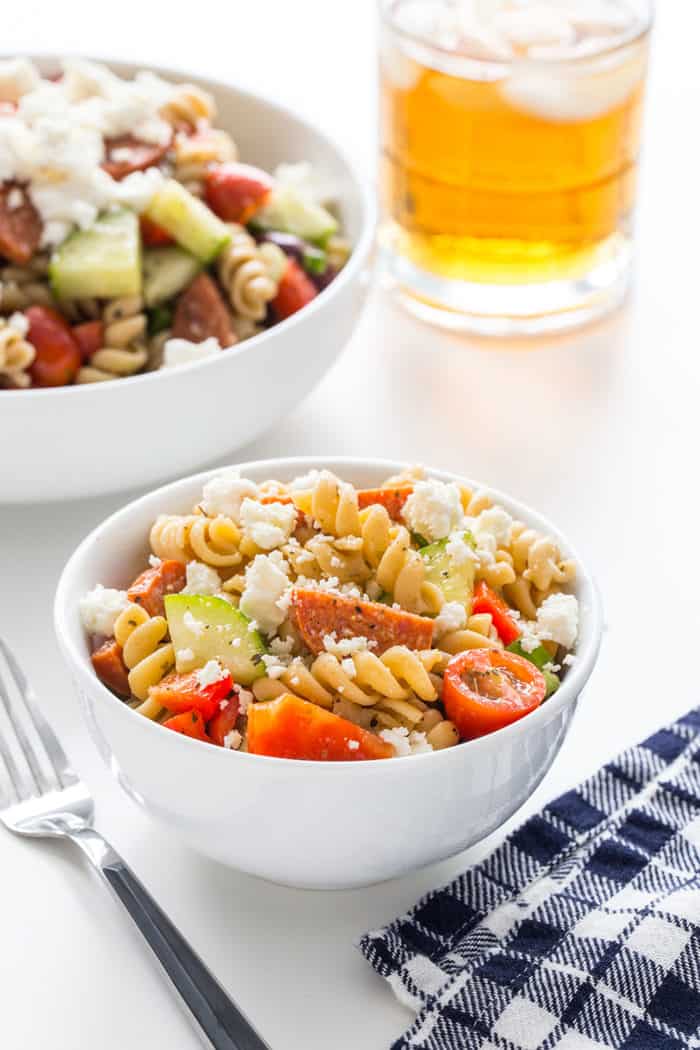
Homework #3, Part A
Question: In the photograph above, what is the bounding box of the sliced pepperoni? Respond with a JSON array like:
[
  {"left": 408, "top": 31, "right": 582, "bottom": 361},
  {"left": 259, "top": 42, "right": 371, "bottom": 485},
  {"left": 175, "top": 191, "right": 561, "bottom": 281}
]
[
  {"left": 91, "top": 639, "right": 130, "bottom": 697},
  {"left": 103, "top": 134, "right": 171, "bottom": 181},
  {"left": 127, "top": 559, "right": 186, "bottom": 618},
  {"left": 290, "top": 589, "right": 434, "bottom": 657},
  {"left": 0, "top": 183, "right": 42, "bottom": 265},
  {"left": 171, "top": 273, "right": 237, "bottom": 347},
  {"left": 357, "top": 486, "right": 413, "bottom": 520}
]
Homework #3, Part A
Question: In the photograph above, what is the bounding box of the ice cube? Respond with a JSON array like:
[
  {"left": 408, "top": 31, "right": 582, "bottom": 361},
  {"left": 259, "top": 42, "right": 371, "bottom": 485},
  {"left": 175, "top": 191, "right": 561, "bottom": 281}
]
[
  {"left": 500, "top": 46, "right": 646, "bottom": 121},
  {"left": 558, "top": 0, "right": 637, "bottom": 37},
  {"left": 493, "top": 5, "right": 576, "bottom": 50}
]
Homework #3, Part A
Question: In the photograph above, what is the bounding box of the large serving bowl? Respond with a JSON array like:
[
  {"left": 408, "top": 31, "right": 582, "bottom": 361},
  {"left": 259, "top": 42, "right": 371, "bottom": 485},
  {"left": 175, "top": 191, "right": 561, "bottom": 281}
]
[
  {"left": 55, "top": 458, "right": 602, "bottom": 889},
  {"left": 1, "top": 59, "right": 375, "bottom": 503}
]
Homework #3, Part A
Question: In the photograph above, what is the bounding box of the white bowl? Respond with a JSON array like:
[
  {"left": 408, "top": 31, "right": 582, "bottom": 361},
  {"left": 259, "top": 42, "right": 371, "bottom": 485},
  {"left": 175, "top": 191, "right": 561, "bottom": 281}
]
[
  {"left": 1, "top": 59, "right": 375, "bottom": 504},
  {"left": 54, "top": 458, "right": 603, "bottom": 889}
]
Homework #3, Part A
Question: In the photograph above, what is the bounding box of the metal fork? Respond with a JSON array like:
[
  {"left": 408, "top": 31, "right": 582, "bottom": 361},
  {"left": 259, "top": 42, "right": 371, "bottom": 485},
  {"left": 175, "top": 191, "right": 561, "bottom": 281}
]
[{"left": 0, "top": 637, "right": 269, "bottom": 1050}]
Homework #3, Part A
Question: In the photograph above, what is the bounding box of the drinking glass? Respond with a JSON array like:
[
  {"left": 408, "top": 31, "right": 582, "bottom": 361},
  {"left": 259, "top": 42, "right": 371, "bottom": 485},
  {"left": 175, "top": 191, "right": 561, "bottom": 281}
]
[{"left": 379, "top": 0, "right": 653, "bottom": 335}]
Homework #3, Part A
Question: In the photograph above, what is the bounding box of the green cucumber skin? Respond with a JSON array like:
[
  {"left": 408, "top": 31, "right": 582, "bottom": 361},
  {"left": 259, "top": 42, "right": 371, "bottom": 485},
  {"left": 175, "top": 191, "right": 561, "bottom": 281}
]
[
  {"left": 420, "top": 533, "right": 475, "bottom": 609},
  {"left": 142, "top": 246, "right": 201, "bottom": 307},
  {"left": 145, "top": 180, "right": 231, "bottom": 264},
  {"left": 164, "top": 594, "right": 266, "bottom": 686},
  {"left": 50, "top": 209, "right": 142, "bottom": 300},
  {"left": 255, "top": 189, "right": 338, "bottom": 242}
]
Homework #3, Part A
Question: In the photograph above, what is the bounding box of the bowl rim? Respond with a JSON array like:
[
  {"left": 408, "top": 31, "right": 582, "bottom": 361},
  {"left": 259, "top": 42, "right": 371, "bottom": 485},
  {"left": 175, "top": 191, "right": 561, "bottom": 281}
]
[
  {"left": 54, "top": 456, "right": 604, "bottom": 772},
  {"left": 1, "top": 53, "right": 377, "bottom": 401}
]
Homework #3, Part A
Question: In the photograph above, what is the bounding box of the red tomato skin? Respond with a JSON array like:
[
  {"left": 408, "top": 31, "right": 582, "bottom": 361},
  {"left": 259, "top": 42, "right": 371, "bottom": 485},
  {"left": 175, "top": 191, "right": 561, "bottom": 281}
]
[
  {"left": 149, "top": 670, "right": 232, "bottom": 722},
  {"left": 26, "top": 306, "right": 82, "bottom": 387},
  {"left": 204, "top": 163, "right": 273, "bottom": 223},
  {"left": 443, "top": 649, "right": 546, "bottom": 741},
  {"left": 271, "top": 258, "right": 318, "bottom": 321},
  {"left": 247, "top": 693, "right": 394, "bottom": 761},
  {"left": 72, "top": 321, "right": 104, "bottom": 361},
  {"left": 163, "top": 710, "right": 212, "bottom": 742},
  {"left": 140, "top": 215, "right": 174, "bottom": 247},
  {"left": 472, "top": 581, "right": 521, "bottom": 646},
  {"left": 208, "top": 694, "right": 241, "bottom": 747}
]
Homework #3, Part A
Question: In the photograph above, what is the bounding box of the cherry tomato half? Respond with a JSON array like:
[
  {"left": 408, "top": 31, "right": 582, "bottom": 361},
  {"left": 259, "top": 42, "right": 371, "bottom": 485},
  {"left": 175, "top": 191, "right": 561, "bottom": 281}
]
[{"left": 443, "top": 648, "right": 546, "bottom": 741}]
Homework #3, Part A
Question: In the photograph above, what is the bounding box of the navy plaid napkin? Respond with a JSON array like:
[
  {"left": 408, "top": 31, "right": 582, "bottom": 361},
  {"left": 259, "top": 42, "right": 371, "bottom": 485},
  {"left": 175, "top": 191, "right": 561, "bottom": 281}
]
[{"left": 359, "top": 709, "right": 700, "bottom": 1050}]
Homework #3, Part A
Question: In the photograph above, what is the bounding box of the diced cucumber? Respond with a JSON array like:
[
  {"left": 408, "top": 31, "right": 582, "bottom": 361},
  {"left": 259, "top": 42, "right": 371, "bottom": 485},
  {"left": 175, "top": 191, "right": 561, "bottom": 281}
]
[
  {"left": 144, "top": 180, "right": 230, "bottom": 263},
  {"left": 49, "top": 209, "right": 141, "bottom": 300},
  {"left": 142, "top": 246, "right": 201, "bottom": 307},
  {"left": 165, "top": 594, "right": 266, "bottom": 685},
  {"left": 254, "top": 185, "right": 338, "bottom": 243},
  {"left": 507, "top": 640, "right": 560, "bottom": 698},
  {"left": 420, "top": 532, "right": 475, "bottom": 610}
]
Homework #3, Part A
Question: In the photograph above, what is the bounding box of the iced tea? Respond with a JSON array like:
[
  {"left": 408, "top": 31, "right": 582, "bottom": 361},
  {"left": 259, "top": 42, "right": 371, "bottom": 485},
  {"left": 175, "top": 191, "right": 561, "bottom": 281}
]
[{"left": 379, "top": 0, "right": 653, "bottom": 333}]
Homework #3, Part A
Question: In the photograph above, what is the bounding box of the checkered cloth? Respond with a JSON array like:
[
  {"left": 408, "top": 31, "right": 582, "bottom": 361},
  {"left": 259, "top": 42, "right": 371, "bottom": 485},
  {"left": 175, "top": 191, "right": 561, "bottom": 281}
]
[{"left": 359, "top": 710, "right": 700, "bottom": 1050}]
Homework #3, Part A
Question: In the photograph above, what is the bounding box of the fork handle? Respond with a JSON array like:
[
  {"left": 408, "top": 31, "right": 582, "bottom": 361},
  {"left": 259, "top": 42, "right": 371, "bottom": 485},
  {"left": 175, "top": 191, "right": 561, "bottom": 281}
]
[{"left": 70, "top": 828, "right": 270, "bottom": 1050}]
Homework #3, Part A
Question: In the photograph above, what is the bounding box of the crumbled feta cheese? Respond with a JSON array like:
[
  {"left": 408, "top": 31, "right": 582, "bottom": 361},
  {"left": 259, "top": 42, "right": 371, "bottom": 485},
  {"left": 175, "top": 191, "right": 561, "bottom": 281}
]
[
  {"left": 219, "top": 699, "right": 229, "bottom": 710},
  {"left": 536, "top": 593, "right": 579, "bottom": 649},
  {"left": 288, "top": 469, "right": 322, "bottom": 491},
  {"left": 148, "top": 554, "right": 162, "bottom": 568},
  {"left": 183, "top": 610, "right": 204, "bottom": 636},
  {"left": 402, "top": 480, "right": 464, "bottom": 542},
  {"left": 223, "top": 729, "right": 242, "bottom": 750},
  {"left": 7, "top": 311, "right": 28, "bottom": 338},
  {"left": 446, "top": 533, "right": 477, "bottom": 567},
  {"left": 474, "top": 507, "right": 513, "bottom": 549},
  {"left": 79, "top": 584, "right": 129, "bottom": 636},
  {"left": 239, "top": 498, "right": 297, "bottom": 551},
  {"left": 341, "top": 657, "right": 356, "bottom": 678},
  {"left": 518, "top": 623, "right": 541, "bottom": 654},
  {"left": 261, "top": 653, "right": 289, "bottom": 679},
  {"left": 183, "top": 561, "right": 222, "bottom": 596},
  {"left": 161, "top": 337, "right": 221, "bottom": 369},
  {"left": 433, "top": 601, "right": 467, "bottom": 638},
  {"left": 543, "top": 661, "right": 561, "bottom": 674},
  {"left": 6, "top": 187, "right": 23, "bottom": 210},
  {"left": 239, "top": 551, "right": 290, "bottom": 635},
  {"left": 347, "top": 739, "right": 360, "bottom": 751},
  {"left": 195, "top": 660, "right": 228, "bottom": 687},
  {"left": 233, "top": 685, "right": 254, "bottom": 715},
  {"left": 323, "top": 632, "right": 371, "bottom": 657},
  {"left": 269, "top": 636, "right": 295, "bottom": 657},
  {"left": 201, "top": 471, "right": 258, "bottom": 522},
  {"left": 0, "top": 59, "right": 40, "bottom": 102},
  {"left": 379, "top": 726, "right": 434, "bottom": 757},
  {"left": 562, "top": 653, "right": 577, "bottom": 667}
]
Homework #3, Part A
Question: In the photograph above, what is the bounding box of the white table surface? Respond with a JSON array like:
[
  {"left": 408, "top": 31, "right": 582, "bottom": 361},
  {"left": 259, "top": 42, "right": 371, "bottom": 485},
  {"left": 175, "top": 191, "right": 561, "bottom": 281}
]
[{"left": 1, "top": 2, "right": 697, "bottom": 1047}]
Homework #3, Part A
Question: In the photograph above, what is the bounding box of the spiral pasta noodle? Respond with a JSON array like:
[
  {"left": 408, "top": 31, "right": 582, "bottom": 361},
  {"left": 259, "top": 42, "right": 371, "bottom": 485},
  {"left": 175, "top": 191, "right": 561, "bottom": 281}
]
[
  {"left": 361, "top": 505, "right": 443, "bottom": 615},
  {"left": 160, "top": 83, "right": 216, "bottom": 128},
  {"left": 0, "top": 255, "right": 53, "bottom": 314},
  {"left": 217, "top": 224, "right": 281, "bottom": 321},
  {"left": 150, "top": 513, "right": 242, "bottom": 569},
  {"left": 114, "top": 604, "right": 175, "bottom": 712},
  {"left": 76, "top": 296, "right": 149, "bottom": 384},
  {"left": 0, "top": 315, "right": 35, "bottom": 387},
  {"left": 172, "top": 127, "right": 238, "bottom": 197}
]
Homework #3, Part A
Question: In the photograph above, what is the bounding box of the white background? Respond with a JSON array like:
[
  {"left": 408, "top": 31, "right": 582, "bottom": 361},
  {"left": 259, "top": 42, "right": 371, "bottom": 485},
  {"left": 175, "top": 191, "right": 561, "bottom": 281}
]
[{"left": 0, "top": 2, "right": 696, "bottom": 1048}]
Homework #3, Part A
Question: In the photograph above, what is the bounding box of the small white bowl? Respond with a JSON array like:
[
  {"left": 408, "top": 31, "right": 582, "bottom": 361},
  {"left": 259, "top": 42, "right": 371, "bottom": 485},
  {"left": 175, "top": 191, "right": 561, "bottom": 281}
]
[
  {"left": 54, "top": 458, "right": 603, "bottom": 889},
  {"left": 1, "top": 59, "right": 375, "bottom": 503}
]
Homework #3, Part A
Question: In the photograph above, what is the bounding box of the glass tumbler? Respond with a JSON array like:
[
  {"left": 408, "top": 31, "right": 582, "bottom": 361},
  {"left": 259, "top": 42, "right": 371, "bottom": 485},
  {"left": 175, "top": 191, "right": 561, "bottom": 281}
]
[{"left": 379, "top": 0, "right": 653, "bottom": 335}]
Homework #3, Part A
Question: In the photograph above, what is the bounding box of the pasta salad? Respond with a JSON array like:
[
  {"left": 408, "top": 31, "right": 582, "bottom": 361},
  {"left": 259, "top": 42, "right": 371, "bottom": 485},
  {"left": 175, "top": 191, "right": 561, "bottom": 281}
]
[
  {"left": 80, "top": 468, "right": 580, "bottom": 761},
  {"left": 0, "top": 59, "right": 350, "bottom": 389}
]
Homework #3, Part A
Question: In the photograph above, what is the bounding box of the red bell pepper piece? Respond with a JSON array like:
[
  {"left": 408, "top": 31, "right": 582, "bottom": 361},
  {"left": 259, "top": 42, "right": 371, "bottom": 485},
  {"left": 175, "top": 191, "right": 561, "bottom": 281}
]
[
  {"left": 163, "top": 710, "right": 212, "bottom": 742},
  {"left": 471, "top": 580, "right": 521, "bottom": 646},
  {"left": 150, "top": 668, "right": 232, "bottom": 723}
]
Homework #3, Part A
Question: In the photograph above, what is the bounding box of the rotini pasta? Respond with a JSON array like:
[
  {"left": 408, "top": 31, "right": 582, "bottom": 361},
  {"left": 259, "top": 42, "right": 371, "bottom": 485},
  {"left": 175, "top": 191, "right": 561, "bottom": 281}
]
[
  {"left": 83, "top": 468, "right": 580, "bottom": 760},
  {"left": 217, "top": 225, "right": 283, "bottom": 321},
  {"left": 114, "top": 603, "right": 175, "bottom": 710},
  {"left": 160, "top": 83, "right": 217, "bottom": 128},
  {"left": 0, "top": 315, "right": 35, "bottom": 387},
  {"left": 0, "top": 255, "right": 53, "bottom": 314},
  {"left": 172, "top": 127, "right": 238, "bottom": 197},
  {"left": 150, "top": 514, "right": 242, "bottom": 568}
]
